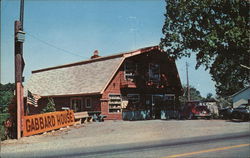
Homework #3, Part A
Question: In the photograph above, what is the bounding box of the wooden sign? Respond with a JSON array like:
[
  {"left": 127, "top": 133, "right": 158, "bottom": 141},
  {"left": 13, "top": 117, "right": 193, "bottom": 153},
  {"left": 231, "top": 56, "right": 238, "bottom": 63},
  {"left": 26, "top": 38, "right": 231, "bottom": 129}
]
[{"left": 23, "top": 110, "right": 75, "bottom": 137}]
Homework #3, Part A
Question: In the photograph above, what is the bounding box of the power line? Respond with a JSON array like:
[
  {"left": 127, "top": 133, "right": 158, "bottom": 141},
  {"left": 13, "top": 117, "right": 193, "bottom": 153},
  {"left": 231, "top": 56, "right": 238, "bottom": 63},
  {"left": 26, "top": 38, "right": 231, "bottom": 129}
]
[
  {"left": 240, "top": 64, "right": 250, "bottom": 70},
  {"left": 26, "top": 32, "right": 85, "bottom": 58}
]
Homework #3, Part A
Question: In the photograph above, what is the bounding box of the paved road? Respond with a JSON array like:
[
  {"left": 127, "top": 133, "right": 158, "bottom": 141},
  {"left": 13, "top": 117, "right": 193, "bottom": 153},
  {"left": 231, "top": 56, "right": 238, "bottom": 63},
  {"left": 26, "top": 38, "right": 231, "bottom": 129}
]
[
  {"left": 4, "top": 132, "right": 249, "bottom": 158},
  {"left": 66, "top": 132, "right": 250, "bottom": 158}
]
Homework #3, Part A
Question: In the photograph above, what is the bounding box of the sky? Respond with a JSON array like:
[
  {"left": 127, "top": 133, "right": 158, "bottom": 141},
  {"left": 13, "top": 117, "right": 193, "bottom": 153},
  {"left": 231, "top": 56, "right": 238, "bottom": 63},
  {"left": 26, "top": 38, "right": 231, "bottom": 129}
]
[{"left": 1, "top": 0, "right": 216, "bottom": 97}]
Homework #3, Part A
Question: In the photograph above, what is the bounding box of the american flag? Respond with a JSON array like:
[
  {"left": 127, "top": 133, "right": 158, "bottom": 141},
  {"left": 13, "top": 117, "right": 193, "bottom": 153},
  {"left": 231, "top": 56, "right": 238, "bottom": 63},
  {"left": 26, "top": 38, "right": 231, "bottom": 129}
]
[{"left": 27, "top": 90, "right": 41, "bottom": 107}]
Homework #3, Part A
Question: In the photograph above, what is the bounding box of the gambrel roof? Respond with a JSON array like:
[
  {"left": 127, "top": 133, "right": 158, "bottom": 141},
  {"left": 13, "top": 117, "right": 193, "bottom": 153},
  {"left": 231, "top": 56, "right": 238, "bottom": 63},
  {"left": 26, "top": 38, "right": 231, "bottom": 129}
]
[{"left": 25, "top": 46, "right": 181, "bottom": 97}]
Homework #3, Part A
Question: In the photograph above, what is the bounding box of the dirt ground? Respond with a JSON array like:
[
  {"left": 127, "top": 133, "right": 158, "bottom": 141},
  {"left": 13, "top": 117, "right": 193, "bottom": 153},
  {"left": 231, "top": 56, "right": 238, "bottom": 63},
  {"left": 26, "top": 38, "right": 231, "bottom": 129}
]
[{"left": 1, "top": 120, "right": 250, "bottom": 155}]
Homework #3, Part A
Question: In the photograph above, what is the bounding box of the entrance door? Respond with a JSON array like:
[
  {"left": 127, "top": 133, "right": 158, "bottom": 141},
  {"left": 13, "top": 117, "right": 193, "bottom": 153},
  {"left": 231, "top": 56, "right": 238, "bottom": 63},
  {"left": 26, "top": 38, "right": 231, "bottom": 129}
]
[
  {"left": 152, "top": 95, "right": 163, "bottom": 119},
  {"left": 70, "top": 98, "right": 83, "bottom": 112}
]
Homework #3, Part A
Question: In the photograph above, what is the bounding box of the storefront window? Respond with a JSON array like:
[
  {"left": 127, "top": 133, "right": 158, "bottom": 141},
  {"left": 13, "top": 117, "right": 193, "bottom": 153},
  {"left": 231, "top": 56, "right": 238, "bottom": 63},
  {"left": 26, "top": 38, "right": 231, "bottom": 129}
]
[
  {"left": 164, "top": 94, "right": 175, "bottom": 110},
  {"left": 164, "top": 94, "right": 175, "bottom": 101},
  {"left": 127, "top": 94, "right": 140, "bottom": 110}
]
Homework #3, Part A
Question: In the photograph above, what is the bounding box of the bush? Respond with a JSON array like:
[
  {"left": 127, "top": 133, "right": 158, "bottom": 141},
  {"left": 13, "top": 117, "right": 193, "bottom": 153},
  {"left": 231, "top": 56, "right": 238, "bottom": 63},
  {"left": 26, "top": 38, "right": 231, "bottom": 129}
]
[
  {"left": 41, "top": 98, "right": 56, "bottom": 113},
  {"left": 0, "top": 113, "right": 10, "bottom": 140}
]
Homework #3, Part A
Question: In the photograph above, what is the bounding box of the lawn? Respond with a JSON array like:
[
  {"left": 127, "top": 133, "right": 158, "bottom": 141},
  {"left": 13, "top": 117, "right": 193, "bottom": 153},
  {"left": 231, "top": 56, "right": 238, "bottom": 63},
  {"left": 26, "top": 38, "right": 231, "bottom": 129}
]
[{"left": 0, "top": 113, "right": 10, "bottom": 140}]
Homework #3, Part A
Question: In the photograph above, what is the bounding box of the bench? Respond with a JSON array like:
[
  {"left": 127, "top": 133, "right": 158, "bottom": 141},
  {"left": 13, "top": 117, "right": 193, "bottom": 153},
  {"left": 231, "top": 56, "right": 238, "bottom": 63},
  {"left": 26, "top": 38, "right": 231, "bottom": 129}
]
[
  {"left": 91, "top": 114, "right": 107, "bottom": 122},
  {"left": 74, "top": 111, "right": 93, "bottom": 125},
  {"left": 98, "top": 114, "right": 107, "bottom": 122},
  {"left": 87, "top": 111, "right": 107, "bottom": 122}
]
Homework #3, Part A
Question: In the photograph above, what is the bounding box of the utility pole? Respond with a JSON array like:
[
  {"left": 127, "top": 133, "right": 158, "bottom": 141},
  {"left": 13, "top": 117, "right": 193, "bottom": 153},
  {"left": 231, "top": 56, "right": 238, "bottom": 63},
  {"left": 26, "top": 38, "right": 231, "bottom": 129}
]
[
  {"left": 15, "top": 0, "right": 25, "bottom": 139},
  {"left": 186, "top": 62, "right": 190, "bottom": 101}
]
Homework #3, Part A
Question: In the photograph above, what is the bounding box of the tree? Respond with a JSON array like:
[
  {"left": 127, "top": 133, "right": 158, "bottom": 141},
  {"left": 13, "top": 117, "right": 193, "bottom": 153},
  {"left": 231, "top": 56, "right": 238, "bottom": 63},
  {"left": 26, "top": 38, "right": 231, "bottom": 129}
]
[
  {"left": 206, "top": 93, "right": 213, "bottom": 100},
  {"left": 215, "top": 96, "right": 232, "bottom": 108},
  {"left": 179, "top": 85, "right": 204, "bottom": 104},
  {"left": 0, "top": 83, "right": 15, "bottom": 113},
  {"left": 160, "top": 0, "right": 249, "bottom": 97},
  {"left": 41, "top": 98, "right": 56, "bottom": 113}
]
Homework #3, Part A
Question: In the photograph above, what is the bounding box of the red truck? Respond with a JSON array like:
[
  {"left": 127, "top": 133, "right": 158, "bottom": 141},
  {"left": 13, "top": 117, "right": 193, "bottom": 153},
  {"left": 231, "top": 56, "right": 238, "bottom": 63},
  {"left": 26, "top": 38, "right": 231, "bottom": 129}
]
[{"left": 181, "top": 101, "right": 211, "bottom": 119}]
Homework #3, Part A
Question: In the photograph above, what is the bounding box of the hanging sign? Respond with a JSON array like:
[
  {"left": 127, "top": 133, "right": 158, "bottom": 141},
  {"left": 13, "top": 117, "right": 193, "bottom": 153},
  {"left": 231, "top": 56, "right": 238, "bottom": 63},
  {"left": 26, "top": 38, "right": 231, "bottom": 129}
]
[{"left": 23, "top": 110, "right": 75, "bottom": 137}]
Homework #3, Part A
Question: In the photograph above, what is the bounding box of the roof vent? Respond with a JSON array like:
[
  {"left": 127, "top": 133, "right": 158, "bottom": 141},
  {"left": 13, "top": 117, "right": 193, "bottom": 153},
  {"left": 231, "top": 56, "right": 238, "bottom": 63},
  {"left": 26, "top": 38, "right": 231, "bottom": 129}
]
[{"left": 91, "top": 50, "right": 100, "bottom": 59}]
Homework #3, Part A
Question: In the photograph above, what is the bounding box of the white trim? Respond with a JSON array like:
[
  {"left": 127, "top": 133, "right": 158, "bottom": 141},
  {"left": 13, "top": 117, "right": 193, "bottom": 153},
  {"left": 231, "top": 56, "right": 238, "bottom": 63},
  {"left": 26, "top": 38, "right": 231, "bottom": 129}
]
[
  {"left": 70, "top": 97, "right": 83, "bottom": 112},
  {"left": 231, "top": 86, "right": 250, "bottom": 98},
  {"left": 165, "top": 94, "right": 175, "bottom": 96},
  {"left": 85, "top": 97, "right": 92, "bottom": 108},
  {"left": 100, "top": 58, "right": 125, "bottom": 94}
]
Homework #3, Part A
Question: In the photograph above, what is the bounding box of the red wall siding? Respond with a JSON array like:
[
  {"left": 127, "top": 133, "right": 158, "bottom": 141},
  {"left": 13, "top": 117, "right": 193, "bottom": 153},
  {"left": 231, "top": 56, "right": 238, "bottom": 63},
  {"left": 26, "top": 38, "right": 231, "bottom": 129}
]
[
  {"left": 101, "top": 70, "right": 123, "bottom": 120},
  {"left": 101, "top": 50, "right": 182, "bottom": 120},
  {"left": 82, "top": 96, "right": 101, "bottom": 111}
]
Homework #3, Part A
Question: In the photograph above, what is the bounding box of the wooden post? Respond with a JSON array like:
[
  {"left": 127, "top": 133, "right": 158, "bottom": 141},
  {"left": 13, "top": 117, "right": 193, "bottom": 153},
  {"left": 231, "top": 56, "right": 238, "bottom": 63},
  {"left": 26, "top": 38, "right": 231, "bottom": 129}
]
[
  {"left": 14, "top": 0, "right": 25, "bottom": 139},
  {"left": 15, "top": 21, "right": 25, "bottom": 139}
]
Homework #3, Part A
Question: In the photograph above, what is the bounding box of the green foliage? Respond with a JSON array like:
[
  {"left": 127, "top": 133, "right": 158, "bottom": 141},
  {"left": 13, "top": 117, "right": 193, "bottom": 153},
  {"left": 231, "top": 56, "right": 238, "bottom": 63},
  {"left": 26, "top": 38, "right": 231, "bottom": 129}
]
[
  {"left": 0, "top": 83, "right": 15, "bottom": 113},
  {"left": 0, "top": 113, "right": 10, "bottom": 140},
  {"left": 215, "top": 96, "right": 232, "bottom": 108},
  {"left": 0, "top": 83, "right": 15, "bottom": 92},
  {"left": 0, "top": 105, "right": 8, "bottom": 113},
  {"left": 41, "top": 98, "right": 56, "bottom": 113},
  {"left": 160, "top": 0, "right": 249, "bottom": 97},
  {"left": 206, "top": 93, "right": 213, "bottom": 99},
  {"left": 179, "top": 85, "right": 204, "bottom": 103}
]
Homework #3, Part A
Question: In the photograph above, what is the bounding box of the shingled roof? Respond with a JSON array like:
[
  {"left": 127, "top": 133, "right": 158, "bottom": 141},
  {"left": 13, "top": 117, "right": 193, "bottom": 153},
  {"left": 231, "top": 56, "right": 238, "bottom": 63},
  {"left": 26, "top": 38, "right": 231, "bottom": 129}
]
[{"left": 25, "top": 46, "right": 160, "bottom": 97}]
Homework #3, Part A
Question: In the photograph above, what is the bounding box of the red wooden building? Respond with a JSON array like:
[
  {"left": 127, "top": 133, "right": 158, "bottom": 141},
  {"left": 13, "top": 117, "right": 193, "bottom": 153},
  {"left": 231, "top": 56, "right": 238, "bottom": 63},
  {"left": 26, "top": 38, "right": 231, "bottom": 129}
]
[{"left": 25, "top": 46, "right": 183, "bottom": 120}]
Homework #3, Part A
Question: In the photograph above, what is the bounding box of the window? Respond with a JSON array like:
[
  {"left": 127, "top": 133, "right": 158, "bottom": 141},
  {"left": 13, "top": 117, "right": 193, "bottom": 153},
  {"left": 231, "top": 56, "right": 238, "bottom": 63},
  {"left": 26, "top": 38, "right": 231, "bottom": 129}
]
[
  {"left": 109, "top": 94, "right": 122, "bottom": 113},
  {"left": 127, "top": 94, "right": 140, "bottom": 105},
  {"left": 164, "top": 94, "right": 175, "bottom": 109},
  {"left": 70, "top": 97, "right": 83, "bottom": 112},
  {"left": 124, "top": 60, "right": 137, "bottom": 81},
  {"left": 164, "top": 94, "right": 175, "bottom": 101},
  {"left": 85, "top": 97, "right": 92, "bottom": 108},
  {"left": 149, "top": 63, "right": 160, "bottom": 82},
  {"left": 127, "top": 94, "right": 140, "bottom": 109}
]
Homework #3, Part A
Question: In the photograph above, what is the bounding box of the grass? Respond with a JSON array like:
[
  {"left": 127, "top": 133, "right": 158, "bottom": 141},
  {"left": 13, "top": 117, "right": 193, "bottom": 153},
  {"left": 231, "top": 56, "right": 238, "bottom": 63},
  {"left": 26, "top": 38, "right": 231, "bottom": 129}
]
[{"left": 0, "top": 113, "right": 10, "bottom": 140}]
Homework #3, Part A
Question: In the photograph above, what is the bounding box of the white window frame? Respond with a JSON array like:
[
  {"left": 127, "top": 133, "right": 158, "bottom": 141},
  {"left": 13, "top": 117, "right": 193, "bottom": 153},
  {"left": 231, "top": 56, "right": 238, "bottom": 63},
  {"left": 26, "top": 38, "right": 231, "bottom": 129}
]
[
  {"left": 70, "top": 97, "right": 83, "bottom": 112},
  {"left": 85, "top": 97, "right": 92, "bottom": 108}
]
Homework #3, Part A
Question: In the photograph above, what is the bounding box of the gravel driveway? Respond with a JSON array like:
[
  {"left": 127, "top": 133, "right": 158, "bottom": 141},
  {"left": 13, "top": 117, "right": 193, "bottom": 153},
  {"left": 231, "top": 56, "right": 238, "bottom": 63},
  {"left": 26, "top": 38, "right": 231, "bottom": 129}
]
[{"left": 1, "top": 120, "right": 250, "bottom": 156}]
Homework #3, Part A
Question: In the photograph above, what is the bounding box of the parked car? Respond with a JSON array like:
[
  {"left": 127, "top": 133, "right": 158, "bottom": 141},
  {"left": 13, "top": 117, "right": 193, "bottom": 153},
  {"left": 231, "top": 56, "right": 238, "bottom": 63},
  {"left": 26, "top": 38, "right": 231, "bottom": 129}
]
[
  {"left": 192, "top": 105, "right": 211, "bottom": 119},
  {"left": 231, "top": 104, "right": 250, "bottom": 121},
  {"left": 219, "top": 107, "right": 233, "bottom": 119},
  {"left": 181, "top": 101, "right": 211, "bottom": 119}
]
